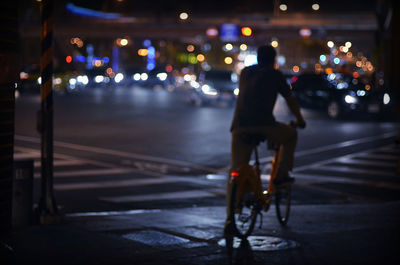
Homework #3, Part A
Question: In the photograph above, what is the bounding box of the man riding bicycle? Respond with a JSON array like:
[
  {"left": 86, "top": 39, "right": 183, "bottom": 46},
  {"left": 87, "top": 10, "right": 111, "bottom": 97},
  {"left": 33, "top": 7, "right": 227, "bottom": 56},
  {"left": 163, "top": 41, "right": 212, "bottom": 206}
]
[{"left": 226, "top": 45, "right": 306, "bottom": 233}]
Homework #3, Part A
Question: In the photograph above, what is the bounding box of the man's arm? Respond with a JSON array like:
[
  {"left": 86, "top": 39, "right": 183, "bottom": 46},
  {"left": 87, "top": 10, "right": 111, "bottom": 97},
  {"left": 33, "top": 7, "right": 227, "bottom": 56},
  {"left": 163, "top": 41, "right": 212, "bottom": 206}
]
[{"left": 284, "top": 95, "right": 306, "bottom": 128}]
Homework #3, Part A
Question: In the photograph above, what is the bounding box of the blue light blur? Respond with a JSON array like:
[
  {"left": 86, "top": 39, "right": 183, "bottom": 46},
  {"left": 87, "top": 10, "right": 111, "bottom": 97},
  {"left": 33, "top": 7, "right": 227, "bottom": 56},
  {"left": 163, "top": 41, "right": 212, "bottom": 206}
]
[
  {"left": 66, "top": 3, "right": 121, "bottom": 19},
  {"left": 147, "top": 46, "right": 156, "bottom": 71},
  {"left": 75, "top": 56, "right": 86, "bottom": 63},
  {"left": 143, "top": 39, "right": 152, "bottom": 48},
  {"left": 103, "top": 57, "right": 109, "bottom": 63}
]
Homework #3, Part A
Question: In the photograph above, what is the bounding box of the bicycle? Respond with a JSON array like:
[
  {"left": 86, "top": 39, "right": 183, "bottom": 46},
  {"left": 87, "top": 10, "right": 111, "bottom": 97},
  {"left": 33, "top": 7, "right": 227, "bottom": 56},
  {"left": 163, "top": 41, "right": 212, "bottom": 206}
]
[{"left": 226, "top": 125, "right": 297, "bottom": 240}]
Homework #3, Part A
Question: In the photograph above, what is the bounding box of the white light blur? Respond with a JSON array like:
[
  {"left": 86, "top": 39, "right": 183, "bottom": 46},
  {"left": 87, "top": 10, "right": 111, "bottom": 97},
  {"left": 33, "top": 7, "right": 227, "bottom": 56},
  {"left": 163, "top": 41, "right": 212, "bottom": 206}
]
[
  {"left": 190, "top": 81, "right": 200, "bottom": 88},
  {"left": 345, "top": 95, "right": 358, "bottom": 104},
  {"left": 69, "top": 78, "right": 77, "bottom": 85},
  {"left": 345, "top": 41, "right": 352, "bottom": 48},
  {"left": 183, "top": 74, "right": 192, "bottom": 82},
  {"left": 279, "top": 4, "right": 287, "bottom": 11},
  {"left": 114, "top": 73, "right": 124, "bottom": 83},
  {"left": 54, "top": 77, "right": 62, "bottom": 85},
  {"left": 327, "top": 41, "right": 334, "bottom": 48},
  {"left": 312, "top": 3, "right": 320, "bottom": 10},
  {"left": 234, "top": 88, "right": 239, "bottom": 96},
  {"left": 133, "top": 73, "right": 141, "bottom": 81},
  {"left": 244, "top": 54, "right": 257, "bottom": 66},
  {"left": 140, "top": 73, "right": 148, "bottom": 81},
  {"left": 94, "top": 75, "right": 104, "bottom": 83},
  {"left": 37, "top": 77, "right": 42, "bottom": 85},
  {"left": 179, "top": 12, "right": 188, "bottom": 20},
  {"left": 240, "top": 44, "right": 247, "bottom": 51},
  {"left": 383, "top": 93, "right": 390, "bottom": 104},
  {"left": 157, "top": 72, "right": 168, "bottom": 81},
  {"left": 201, "top": 84, "right": 218, "bottom": 96},
  {"left": 224, "top": 43, "right": 233, "bottom": 51}
]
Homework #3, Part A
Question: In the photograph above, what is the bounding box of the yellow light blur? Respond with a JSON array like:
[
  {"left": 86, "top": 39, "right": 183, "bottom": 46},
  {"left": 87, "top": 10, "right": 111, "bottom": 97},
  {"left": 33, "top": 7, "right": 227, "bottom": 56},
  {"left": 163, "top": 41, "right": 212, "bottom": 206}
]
[
  {"left": 240, "top": 44, "right": 247, "bottom": 51},
  {"left": 345, "top": 41, "right": 352, "bottom": 48},
  {"left": 138, "top": 49, "right": 148, "bottom": 56},
  {"left": 312, "top": 3, "right": 320, "bottom": 10},
  {"left": 224, "top": 57, "right": 233, "bottom": 65},
  {"left": 120, "top": 38, "right": 128, "bottom": 46},
  {"left": 196, "top": 54, "right": 205, "bottom": 62},
  {"left": 271, "top": 40, "right": 279, "bottom": 48},
  {"left": 327, "top": 41, "right": 334, "bottom": 48},
  {"left": 279, "top": 4, "right": 287, "bottom": 11},
  {"left": 94, "top": 60, "right": 102, "bottom": 67},
  {"left": 241, "top": 27, "right": 252, "bottom": 37},
  {"left": 187, "top": 45, "right": 195, "bottom": 52},
  {"left": 292, "top": 65, "right": 300, "bottom": 73},
  {"left": 342, "top": 47, "right": 349, "bottom": 53},
  {"left": 179, "top": 12, "right": 189, "bottom": 20}
]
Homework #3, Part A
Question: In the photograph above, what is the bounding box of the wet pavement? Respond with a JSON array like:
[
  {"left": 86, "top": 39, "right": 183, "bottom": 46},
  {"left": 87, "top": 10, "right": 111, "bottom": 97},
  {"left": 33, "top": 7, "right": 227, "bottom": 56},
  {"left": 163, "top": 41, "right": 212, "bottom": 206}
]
[{"left": 2, "top": 202, "right": 400, "bottom": 265}]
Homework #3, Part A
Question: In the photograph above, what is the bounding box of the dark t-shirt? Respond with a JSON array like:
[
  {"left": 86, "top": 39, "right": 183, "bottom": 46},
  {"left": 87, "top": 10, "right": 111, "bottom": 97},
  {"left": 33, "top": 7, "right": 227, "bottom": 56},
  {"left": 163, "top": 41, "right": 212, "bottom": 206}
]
[{"left": 230, "top": 64, "right": 292, "bottom": 131}]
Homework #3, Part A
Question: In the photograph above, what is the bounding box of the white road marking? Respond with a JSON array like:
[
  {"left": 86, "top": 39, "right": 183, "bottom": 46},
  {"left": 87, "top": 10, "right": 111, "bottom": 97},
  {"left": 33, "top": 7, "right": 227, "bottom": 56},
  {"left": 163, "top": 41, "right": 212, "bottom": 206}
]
[
  {"left": 34, "top": 168, "right": 136, "bottom": 178},
  {"left": 312, "top": 165, "right": 396, "bottom": 177},
  {"left": 99, "top": 189, "right": 223, "bottom": 203},
  {"left": 15, "top": 135, "right": 218, "bottom": 173},
  {"left": 66, "top": 209, "right": 162, "bottom": 217},
  {"left": 56, "top": 176, "right": 185, "bottom": 191},
  {"left": 294, "top": 173, "right": 400, "bottom": 190}
]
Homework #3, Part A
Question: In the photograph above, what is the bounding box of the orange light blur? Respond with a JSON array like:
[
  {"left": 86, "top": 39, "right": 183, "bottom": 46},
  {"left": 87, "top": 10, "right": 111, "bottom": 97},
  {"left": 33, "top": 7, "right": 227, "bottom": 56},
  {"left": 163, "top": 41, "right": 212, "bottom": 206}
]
[
  {"left": 66, "top": 56, "right": 72, "bottom": 63},
  {"left": 325, "top": 68, "right": 333, "bottom": 74},
  {"left": 241, "top": 27, "right": 252, "bottom": 37},
  {"left": 365, "top": 84, "right": 371, "bottom": 90},
  {"left": 292, "top": 65, "right": 300, "bottom": 73},
  {"left": 196, "top": 54, "right": 205, "bottom": 62},
  {"left": 106, "top": 68, "right": 113, "bottom": 75},
  {"left": 138, "top": 49, "right": 148, "bottom": 56}
]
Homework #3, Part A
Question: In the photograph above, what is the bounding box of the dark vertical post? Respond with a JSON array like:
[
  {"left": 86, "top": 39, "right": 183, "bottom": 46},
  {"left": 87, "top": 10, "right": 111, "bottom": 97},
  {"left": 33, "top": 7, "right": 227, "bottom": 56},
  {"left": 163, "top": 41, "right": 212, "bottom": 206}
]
[
  {"left": 38, "top": 0, "right": 59, "bottom": 223},
  {"left": 0, "top": 0, "right": 18, "bottom": 233}
]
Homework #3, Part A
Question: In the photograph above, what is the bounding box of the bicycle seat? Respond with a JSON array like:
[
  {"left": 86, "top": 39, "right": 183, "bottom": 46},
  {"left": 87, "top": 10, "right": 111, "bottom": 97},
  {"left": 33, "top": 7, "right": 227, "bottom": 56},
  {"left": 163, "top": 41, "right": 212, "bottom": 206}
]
[{"left": 239, "top": 133, "right": 266, "bottom": 146}]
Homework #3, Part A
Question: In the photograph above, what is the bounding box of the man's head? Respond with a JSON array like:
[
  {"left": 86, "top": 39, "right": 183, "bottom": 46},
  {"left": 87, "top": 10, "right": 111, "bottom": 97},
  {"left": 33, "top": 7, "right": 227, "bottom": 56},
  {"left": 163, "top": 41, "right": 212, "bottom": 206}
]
[{"left": 257, "top": 45, "right": 276, "bottom": 66}]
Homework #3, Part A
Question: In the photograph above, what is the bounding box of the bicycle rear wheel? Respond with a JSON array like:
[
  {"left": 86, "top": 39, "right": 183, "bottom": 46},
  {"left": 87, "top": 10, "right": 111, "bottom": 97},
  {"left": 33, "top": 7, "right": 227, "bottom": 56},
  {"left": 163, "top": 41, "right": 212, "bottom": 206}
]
[
  {"left": 275, "top": 184, "right": 291, "bottom": 225},
  {"left": 229, "top": 183, "right": 259, "bottom": 239}
]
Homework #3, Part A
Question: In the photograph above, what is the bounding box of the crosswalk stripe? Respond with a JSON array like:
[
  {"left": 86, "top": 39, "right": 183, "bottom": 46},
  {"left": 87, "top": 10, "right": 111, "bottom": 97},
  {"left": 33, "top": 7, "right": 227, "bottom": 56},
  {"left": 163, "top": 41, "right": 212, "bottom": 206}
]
[
  {"left": 55, "top": 176, "right": 184, "bottom": 191},
  {"left": 316, "top": 165, "right": 396, "bottom": 176},
  {"left": 34, "top": 160, "right": 87, "bottom": 168},
  {"left": 14, "top": 152, "right": 41, "bottom": 159},
  {"left": 335, "top": 157, "right": 396, "bottom": 168},
  {"left": 295, "top": 173, "right": 400, "bottom": 189},
  {"left": 99, "top": 189, "right": 223, "bottom": 203},
  {"left": 34, "top": 168, "right": 136, "bottom": 178}
]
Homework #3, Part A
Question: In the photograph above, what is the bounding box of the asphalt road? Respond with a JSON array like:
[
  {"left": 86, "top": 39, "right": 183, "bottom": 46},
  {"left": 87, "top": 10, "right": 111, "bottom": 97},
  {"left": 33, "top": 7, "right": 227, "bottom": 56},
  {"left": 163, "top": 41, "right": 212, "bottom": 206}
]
[{"left": 14, "top": 85, "right": 400, "bottom": 214}]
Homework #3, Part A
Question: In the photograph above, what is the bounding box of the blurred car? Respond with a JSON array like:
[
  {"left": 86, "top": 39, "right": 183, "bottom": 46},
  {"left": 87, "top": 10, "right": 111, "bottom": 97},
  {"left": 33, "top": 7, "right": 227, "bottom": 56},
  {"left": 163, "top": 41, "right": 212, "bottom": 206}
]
[
  {"left": 291, "top": 73, "right": 392, "bottom": 119},
  {"left": 189, "top": 69, "right": 239, "bottom": 106}
]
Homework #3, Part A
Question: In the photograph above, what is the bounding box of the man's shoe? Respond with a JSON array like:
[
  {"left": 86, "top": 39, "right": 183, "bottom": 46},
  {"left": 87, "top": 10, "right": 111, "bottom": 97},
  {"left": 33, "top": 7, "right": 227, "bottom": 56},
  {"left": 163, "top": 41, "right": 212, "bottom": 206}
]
[{"left": 273, "top": 176, "right": 295, "bottom": 187}]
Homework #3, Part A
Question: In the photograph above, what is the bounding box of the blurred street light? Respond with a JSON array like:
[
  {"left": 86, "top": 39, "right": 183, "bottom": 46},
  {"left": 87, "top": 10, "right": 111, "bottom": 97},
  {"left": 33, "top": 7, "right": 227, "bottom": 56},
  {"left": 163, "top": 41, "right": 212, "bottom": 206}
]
[
  {"left": 312, "top": 4, "right": 320, "bottom": 10},
  {"left": 279, "top": 4, "right": 287, "bottom": 11},
  {"left": 179, "top": 12, "right": 189, "bottom": 20}
]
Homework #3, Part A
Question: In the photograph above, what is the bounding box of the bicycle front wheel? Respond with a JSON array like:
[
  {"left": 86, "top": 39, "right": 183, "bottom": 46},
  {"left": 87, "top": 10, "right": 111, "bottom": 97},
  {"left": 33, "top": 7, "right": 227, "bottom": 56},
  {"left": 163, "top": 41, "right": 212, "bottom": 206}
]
[
  {"left": 229, "top": 183, "right": 259, "bottom": 239},
  {"left": 275, "top": 185, "right": 291, "bottom": 225}
]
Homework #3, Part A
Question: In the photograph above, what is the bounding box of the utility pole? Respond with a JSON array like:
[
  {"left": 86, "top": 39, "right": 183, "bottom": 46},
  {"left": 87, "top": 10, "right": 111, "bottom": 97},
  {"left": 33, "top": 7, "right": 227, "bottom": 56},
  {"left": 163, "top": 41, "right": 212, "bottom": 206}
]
[{"left": 37, "top": 0, "right": 61, "bottom": 224}]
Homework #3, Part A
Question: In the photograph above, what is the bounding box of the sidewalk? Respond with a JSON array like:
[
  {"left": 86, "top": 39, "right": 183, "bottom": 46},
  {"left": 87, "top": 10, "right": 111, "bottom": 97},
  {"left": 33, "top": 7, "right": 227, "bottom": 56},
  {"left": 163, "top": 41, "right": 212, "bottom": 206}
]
[{"left": 2, "top": 202, "right": 400, "bottom": 265}]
